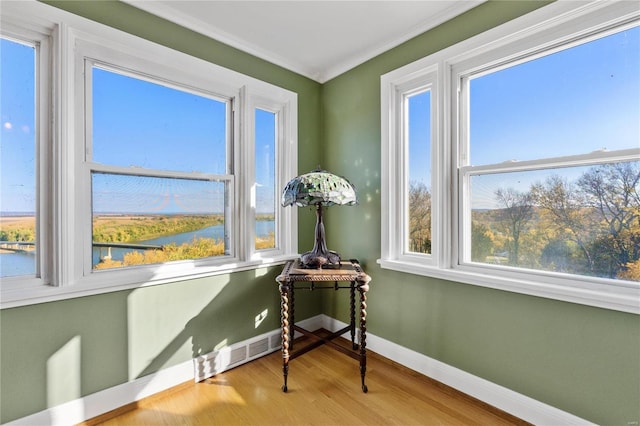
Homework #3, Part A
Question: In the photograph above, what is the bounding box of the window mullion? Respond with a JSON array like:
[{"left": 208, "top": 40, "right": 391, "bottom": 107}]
[
  {"left": 237, "top": 86, "right": 252, "bottom": 262},
  {"left": 37, "top": 32, "right": 53, "bottom": 285},
  {"left": 390, "top": 86, "right": 404, "bottom": 259},
  {"left": 400, "top": 92, "right": 410, "bottom": 255},
  {"left": 461, "top": 148, "right": 640, "bottom": 176},
  {"left": 433, "top": 62, "right": 449, "bottom": 269},
  {"left": 88, "top": 163, "right": 233, "bottom": 183}
]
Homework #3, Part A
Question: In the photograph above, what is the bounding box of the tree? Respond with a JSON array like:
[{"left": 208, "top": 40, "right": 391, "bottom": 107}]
[
  {"left": 471, "top": 221, "right": 493, "bottom": 262},
  {"left": 530, "top": 175, "right": 595, "bottom": 273},
  {"left": 577, "top": 162, "right": 640, "bottom": 277},
  {"left": 530, "top": 163, "right": 640, "bottom": 279},
  {"left": 494, "top": 187, "right": 534, "bottom": 266},
  {"left": 540, "top": 238, "right": 580, "bottom": 273},
  {"left": 618, "top": 259, "right": 640, "bottom": 281},
  {"left": 408, "top": 181, "right": 431, "bottom": 253}
]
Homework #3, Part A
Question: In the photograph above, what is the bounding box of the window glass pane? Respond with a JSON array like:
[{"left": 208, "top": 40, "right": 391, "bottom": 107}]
[
  {"left": 92, "top": 173, "right": 228, "bottom": 270},
  {"left": 255, "top": 109, "right": 276, "bottom": 250},
  {"left": 0, "top": 38, "right": 36, "bottom": 277},
  {"left": 469, "top": 161, "right": 640, "bottom": 281},
  {"left": 407, "top": 90, "right": 431, "bottom": 254},
  {"left": 469, "top": 26, "right": 640, "bottom": 165},
  {"left": 92, "top": 67, "right": 228, "bottom": 174}
]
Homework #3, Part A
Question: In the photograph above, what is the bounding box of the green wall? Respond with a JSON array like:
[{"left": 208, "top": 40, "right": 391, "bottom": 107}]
[
  {"left": 1, "top": 268, "right": 324, "bottom": 422},
  {"left": 1, "top": 1, "right": 639, "bottom": 425},
  {"left": 0, "top": 1, "right": 321, "bottom": 423},
  {"left": 320, "top": 2, "right": 640, "bottom": 425}
]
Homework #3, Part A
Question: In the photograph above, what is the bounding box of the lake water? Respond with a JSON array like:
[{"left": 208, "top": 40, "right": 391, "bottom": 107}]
[
  {"left": 92, "top": 220, "right": 275, "bottom": 265},
  {"left": 0, "top": 252, "right": 36, "bottom": 277},
  {"left": 1, "top": 221, "right": 275, "bottom": 276}
]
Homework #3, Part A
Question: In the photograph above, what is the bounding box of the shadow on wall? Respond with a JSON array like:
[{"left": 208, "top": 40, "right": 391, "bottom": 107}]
[
  {"left": 128, "top": 267, "right": 284, "bottom": 381},
  {"left": 0, "top": 266, "right": 296, "bottom": 424}
]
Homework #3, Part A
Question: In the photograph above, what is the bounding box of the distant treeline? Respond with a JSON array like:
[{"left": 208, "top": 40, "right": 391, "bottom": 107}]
[
  {"left": 408, "top": 162, "right": 640, "bottom": 281},
  {"left": 0, "top": 217, "right": 35, "bottom": 242},
  {"left": 91, "top": 213, "right": 276, "bottom": 269},
  {"left": 92, "top": 214, "right": 224, "bottom": 243}
]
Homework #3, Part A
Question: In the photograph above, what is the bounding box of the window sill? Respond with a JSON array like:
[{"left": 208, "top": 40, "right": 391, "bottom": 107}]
[
  {"left": 377, "top": 259, "right": 640, "bottom": 315},
  {"left": 0, "top": 255, "right": 298, "bottom": 309}
]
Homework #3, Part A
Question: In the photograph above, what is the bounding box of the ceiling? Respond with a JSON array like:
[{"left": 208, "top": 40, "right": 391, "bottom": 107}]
[{"left": 124, "top": 1, "right": 484, "bottom": 83}]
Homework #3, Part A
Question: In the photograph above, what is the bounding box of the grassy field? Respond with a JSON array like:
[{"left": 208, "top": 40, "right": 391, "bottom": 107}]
[{"left": 0, "top": 216, "right": 35, "bottom": 227}]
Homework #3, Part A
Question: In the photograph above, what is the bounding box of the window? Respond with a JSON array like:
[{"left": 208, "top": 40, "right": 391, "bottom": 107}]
[
  {"left": 89, "top": 66, "right": 234, "bottom": 271},
  {"left": 0, "top": 37, "right": 37, "bottom": 277},
  {"left": 381, "top": 1, "right": 640, "bottom": 313},
  {"left": 245, "top": 93, "right": 295, "bottom": 262},
  {"left": 407, "top": 89, "right": 432, "bottom": 255},
  {"left": 0, "top": 21, "right": 52, "bottom": 290},
  {"left": 0, "top": 2, "right": 297, "bottom": 307},
  {"left": 381, "top": 66, "right": 438, "bottom": 267},
  {"left": 254, "top": 108, "right": 277, "bottom": 251}
]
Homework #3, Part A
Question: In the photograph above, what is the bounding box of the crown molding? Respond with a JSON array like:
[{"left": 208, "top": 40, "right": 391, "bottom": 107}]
[{"left": 122, "top": 1, "right": 484, "bottom": 83}]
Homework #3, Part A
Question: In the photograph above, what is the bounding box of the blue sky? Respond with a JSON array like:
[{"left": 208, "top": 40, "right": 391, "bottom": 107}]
[
  {"left": 92, "top": 67, "right": 228, "bottom": 175},
  {"left": 470, "top": 25, "right": 639, "bottom": 166},
  {"left": 405, "top": 25, "right": 639, "bottom": 208},
  {"left": 1, "top": 39, "right": 35, "bottom": 214},
  {"left": 2, "top": 26, "right": 639, "bottom": 214},
  {"left": 91, "top": 68, "right": 229, "bottom": 214},
  {"left": 468, "top": 26, "right": 639, "bottom": 208},
  {"left": 254, "top": 108, "right": 276, "bottom": 215},
  {"left": 408, "top": 90, "right": 431, "bottom": 189},
  {"left": 1, "top": 46, "right": 276, "bottom": 215}
]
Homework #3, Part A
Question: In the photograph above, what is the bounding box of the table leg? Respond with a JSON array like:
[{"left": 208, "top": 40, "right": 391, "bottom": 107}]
[
  {"left": 279, "top": 282, "right": 291, "bottom": 392},
  {"left": 290, "top": 284, "right": 295, "bottom": 351},
  {"left": 350, "top": 281, "right": 357, "bottom": 349},
  {"left": 359, "top": 282, "right": 369, "bottom": 393}
]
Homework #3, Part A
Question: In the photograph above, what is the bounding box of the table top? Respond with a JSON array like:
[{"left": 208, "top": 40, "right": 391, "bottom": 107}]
[{"left": 276, "top": 259, "right": 371, "bottom": 284}]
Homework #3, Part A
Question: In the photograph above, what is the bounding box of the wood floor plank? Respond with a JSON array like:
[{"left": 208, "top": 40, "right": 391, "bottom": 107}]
[{"left": 84, "top": 336, "right": 530, "bottom": 426}]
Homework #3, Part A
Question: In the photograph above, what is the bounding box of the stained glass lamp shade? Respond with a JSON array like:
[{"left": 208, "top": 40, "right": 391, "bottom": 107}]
[{"left": 282, "top": 169, "right": 357, "bottom": 268}]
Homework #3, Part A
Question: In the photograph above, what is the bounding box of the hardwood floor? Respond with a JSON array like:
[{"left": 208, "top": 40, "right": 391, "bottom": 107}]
[{"left": 82, "top": 336, "right": 529, "bottom": 425}]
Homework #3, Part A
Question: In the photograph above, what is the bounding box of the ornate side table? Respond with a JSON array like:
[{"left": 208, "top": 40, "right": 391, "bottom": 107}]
[{"left": 275, "top": 259, "right": 371, "bottom": 393}]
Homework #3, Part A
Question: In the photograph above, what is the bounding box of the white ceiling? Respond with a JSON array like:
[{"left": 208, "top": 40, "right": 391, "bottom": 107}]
[{"left": 124, "top": 1, "right": 484, "bottom": 83}]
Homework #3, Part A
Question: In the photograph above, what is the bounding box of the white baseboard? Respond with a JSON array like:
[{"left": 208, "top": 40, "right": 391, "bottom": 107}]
[
  {"left": 5, "top": 314, "right": 592, "bottom": 425},
  {"left": 4, "top": 360, "right": 195, "bottom": 426},
  {"left": 3, "top": 318, "right": 319, "bottom": 426},
  {"left": 321, "top": 315, "right": 594, "bottom": 426}
]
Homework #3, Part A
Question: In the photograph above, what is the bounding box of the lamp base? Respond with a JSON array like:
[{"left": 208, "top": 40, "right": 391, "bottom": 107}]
[
  {"left": 300, "top": 203, "right": 342, "bottom": 269},
  {"left": 300, "top": 249, "right": 341, "bottom": 269}
]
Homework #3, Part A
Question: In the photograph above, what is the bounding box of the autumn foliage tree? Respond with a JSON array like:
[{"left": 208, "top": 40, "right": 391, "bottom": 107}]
[
  {"left": 408, "top": 181, "right": 431, "bottom": 253},
  {"left": 495, "top": 187, "right": 534, "bottom": 266},
  {"left": 523, "top": 162, "right": 638, "bottom": 280},
  {"left": 530, "top": 175, "right": 596, "bottom": 274},
  {"left": 577, "top": 163, "right": 640, "bottom": 277}
]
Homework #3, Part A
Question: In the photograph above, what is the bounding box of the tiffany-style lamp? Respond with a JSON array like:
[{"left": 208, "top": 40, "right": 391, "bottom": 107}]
[{"left": 282, "top": 168, "right": 357, "bottom": 268}]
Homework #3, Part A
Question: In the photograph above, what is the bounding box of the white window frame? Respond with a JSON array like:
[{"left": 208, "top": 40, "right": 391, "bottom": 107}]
[
  {"left": 381, "top": 65, "right": 440, "bottom": 267},
  {"left": 380, "top": 0, "right": 640, "bottom": 314},
  {"left": 0, "top": 1, "right": 298, "bottom": 308},
  {"left": 0, "top": 17, "right": 54, "bottom": 292},
  {"left": 244, "top": 93, "right": 296, "bottom": 262}
]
